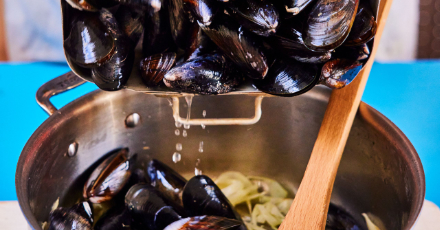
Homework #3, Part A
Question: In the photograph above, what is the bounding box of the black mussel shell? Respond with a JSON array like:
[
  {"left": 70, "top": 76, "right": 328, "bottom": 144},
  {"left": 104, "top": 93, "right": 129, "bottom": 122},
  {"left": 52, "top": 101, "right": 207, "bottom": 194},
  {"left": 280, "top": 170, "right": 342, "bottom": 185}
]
[
  {"left": 344, "top": 1, "right": 377, "bottom": 46},
  {"left": 140, "top": 52, "right": 176, "bottom": 87},
  {"left": 49, "top": 201, "right": 93, "bottom": 230},
  {"left": 304, "top": 0, "right": 359, "bottom": 52},
  {"left": 143, "top": 0, "right": 177, "bottom": 57},
  {"left": 185, "top": 27, "right": 218, "bottom": 60},
  {"left": 83, "top": 148, "right": 134, "bottom": 203},
  {"left": 185, "top": 0, "right": 220, "bottom": 26},
  {"left": 115, "top": 5, "right": 145, "bottom": 44},
  {"left": 125, "top": 183, "right": 182, "bottom": 230},
  {"left": 164, "top": 216, "right": 243, "bottom": 230},
  {"left": 320, "top": 58, "right": 362, "bottom": 89},
  {"left": 334, "top": 43, "right": 370, "bottom": 61},
  {"left": 147, "top": 159, "right": 187, "bottom": 209},
  {"left": 64, "top": 12, "right": 115, "bottom": 67},
  {"left": 226, "top": 0, "right": 279, "bottom": 37},
  {"left": 326, "top": 204, "right": 363, "bottom": 229},
  {"left": 284, "top": 0, "right": 315, "bottom": 15},
  {"left": 163, "top": 53, "right": 245, "bottom": 95},
  {"left": 267, "top": 26, "right": 331, "bottom": 63},
  {"left": 168, "top": 0, "right": 200, "bottom": 51},
  {"left": 182, "top": 175, "right": 240, "bottom": 220},
  {"left": 91, "top": 9, "right": 135, "bottom": 91},
  {"left": 95, "top": 206, "right": 135, "bottom": 230},
  {"left": 254, "top": 58, "right": 319, "bottom": 96},
  {"left": 200, "top": 15, "right": 268, "bottom": 79}
]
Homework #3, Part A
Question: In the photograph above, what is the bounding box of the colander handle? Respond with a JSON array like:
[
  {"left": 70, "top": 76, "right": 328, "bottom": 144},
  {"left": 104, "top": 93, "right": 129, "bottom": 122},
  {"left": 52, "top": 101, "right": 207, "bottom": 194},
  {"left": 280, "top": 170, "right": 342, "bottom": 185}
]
[
  {"left": 171, "top": 96, "right": 264, "bottom": 126},
  {"left": 36, "top": 71, "right": 86, "bottom": 115}
]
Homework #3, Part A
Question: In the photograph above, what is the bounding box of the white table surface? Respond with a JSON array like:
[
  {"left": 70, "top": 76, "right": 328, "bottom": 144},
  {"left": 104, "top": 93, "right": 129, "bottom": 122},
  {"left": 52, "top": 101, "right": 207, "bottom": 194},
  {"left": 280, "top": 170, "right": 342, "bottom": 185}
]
[{"left": 1, "top": 200, "right": 438, "bottom": 230}]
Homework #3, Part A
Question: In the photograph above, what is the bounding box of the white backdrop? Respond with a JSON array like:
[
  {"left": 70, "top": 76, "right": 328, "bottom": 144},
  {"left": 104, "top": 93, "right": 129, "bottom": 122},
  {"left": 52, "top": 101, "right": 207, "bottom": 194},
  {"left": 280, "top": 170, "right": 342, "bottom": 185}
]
[{"left": 4, "top": 0, "right": 420, "bottom": 62}]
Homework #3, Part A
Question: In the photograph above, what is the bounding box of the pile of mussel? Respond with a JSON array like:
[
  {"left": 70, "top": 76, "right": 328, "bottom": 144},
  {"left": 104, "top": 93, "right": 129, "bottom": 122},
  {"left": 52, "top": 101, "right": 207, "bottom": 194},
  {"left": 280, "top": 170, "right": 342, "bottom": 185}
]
[
  {"left": 48, "top": 148, "right": 365, "bottom": 230},
  {"left": 63, "top": 0, "right": 376, "bottom": 95}
]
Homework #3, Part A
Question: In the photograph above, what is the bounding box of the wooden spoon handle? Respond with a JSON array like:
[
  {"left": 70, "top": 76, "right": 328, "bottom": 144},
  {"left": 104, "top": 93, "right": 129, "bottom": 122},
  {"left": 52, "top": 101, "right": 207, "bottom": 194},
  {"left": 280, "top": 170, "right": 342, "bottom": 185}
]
[{"left": 278, "top": 0, "right": 394, "bottom": 229}]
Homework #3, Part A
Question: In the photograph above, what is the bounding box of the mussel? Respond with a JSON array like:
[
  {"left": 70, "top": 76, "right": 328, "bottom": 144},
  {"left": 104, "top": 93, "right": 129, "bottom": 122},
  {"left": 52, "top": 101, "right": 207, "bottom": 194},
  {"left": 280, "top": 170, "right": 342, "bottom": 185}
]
[
  {"left": 344, "top": 0, "right": 377, "bottom": 46},
  {"left": 94, "top": 206, "right": 135, "bottom": 230},
  {"left": 91, "top": 9, "right": 135, "bottom": 91},
  {"left": 64, "top": 0, "right": 99, "bottom": 11},
  {"left": 147, "top": 159, "right": 187, "bottom": 209},
  {"left": 143, "top": 0, "right": 177, "bottom": 57},
  {"left": 284, "top": 0, "right": 315, "bottom": 15},
  {"left": 167, "top": 0, "right": 200, "bottom": 51},
  {"left": 320, "top": 58, "right": 362, "bottom": 89},
  {"left": 185, "top": 28, "right": 218, "bottom": 61},
  {"left": 334, "top": 43, "right": 370, "bottom": 61},
  {"left": 267, "top": 26, "right": 332, "bottom": 63},
  {"left": 125, "top": 183, "right": 182, "bottom": 230},
  {"left": 182, "top": 175, "right": 240, "bottom": 220},
  {"left": 83, "top": 148, "right": 135, "bottom": 203},
  {"left": 200, "top": 15, "right": 268, "bottom": 79},
  {"left": 226, "top": 0, "right": 279, "bottom": 37},
  {"left": 185, "top": 0, "right": 220, "bottom": 26},
  {"left": 115, "top": 5, "right": 145, "bottom": 44},
  {"left": 326, "top": 204, "right": 363, "bottom": 229},
  {"left": 49, "top": 201, "right": 93, "bottom": 230},
  {"left": 304, "top": 0, "right": 360, "bottom": 52},
  {"left": 140, "top": 52, "right": 177, "bottom": 87},
  {"left": 64, "top": 12, "right": 115, "bottom": 67},
  {"left": 253, "top": 58, "right": 319, "bottom": 96},
  {"left": 164, "top": 216, "right": 243, "bottom": 230},
  {"left": 163, "top": 53, "right": 245, "bottom": 95}
]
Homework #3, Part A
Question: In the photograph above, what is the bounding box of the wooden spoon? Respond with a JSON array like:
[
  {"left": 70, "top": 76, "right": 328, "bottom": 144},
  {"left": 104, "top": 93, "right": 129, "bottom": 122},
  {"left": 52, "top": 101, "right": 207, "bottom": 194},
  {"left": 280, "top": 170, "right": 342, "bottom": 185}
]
[{"left": 278, "top": 0, "right": 394, "bottom": 229}]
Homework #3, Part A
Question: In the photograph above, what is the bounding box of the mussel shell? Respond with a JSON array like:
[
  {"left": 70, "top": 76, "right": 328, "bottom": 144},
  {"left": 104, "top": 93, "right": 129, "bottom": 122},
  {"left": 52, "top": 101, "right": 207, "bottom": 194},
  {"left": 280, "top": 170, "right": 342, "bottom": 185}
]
[
  {"left": 320, "top": 58, "right": 362, "bottom": 89},
  {"left": 65, "top": 0, "right": 99, "bottom": 11},
  {"left": 304, "top": 0, "right": 360, "bottom": 52},
  {"left": 125, "top": 183, "right": 182, "bottom": 230},
  {"left": 226, "top": 0, "right": 279, "bottom": 37},
  {"left": 334, "top": 43, "right": 370, "bottom": 61},
  {"left": 94, "top": 206, "right": 135, "bottom": 230},
  {"left": 147, "top": 159, "right": 187, "bottom": 209},
  {"left": 326, "top": 204, "right": 363, "bottom": 229},
  {"left": 200, "top": 15, "right": 268, "bottom": 79},
  {"left": 267, "top": 26, "right": 332, "bottom": 63},
  {"left": 91, "top": 9, "right": 135, "bottom": 91},
  {"left": 185, "top": 27, "right": 218, "bottom": 61},
  {"left": 115, "top": 5, "right": 145, "bottom": 43},
  {"left": 344, "top": 1, "right": 377, "bottom": 46},
  {"left": 140, "top": 52, "right": 177, "bottom": 87},
  {"left": 49, "top": 201, "right": 93, "bottom": 230},
  {"left": 143, "top": 1, "right": 177, "bottom": 57},
  {"left": 64, "top": 12, "right": 116, "bottom": 67},
  {"left": 284, "top": 0, "right": 315, "bottom": 15},
  {"left": 83, "top": 148, "right": 134, "bottom": 203},
  {"left": 163, "top": 53, "right": 245, "bottom": 95},
  {"left": 168, "top": 0, "right": 200, "bottom": 51},
  {"left": 254, "top": 58, "right": 319, "bottom": 96},
  {"left": 164, "top": 216, "right": 243, "bottom": 230},
  {"left": 182, "top": 175, "right": 240, "bottom": 220},
  {"left": 185, "top": 0, "right": 220, "bottom": 26}
]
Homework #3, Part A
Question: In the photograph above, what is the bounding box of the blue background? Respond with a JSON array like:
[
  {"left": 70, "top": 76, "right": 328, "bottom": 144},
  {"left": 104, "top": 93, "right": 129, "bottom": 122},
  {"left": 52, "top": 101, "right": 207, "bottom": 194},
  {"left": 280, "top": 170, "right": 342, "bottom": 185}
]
[{"left": 0, "top": 62, "right": 438, "bottom": 206}]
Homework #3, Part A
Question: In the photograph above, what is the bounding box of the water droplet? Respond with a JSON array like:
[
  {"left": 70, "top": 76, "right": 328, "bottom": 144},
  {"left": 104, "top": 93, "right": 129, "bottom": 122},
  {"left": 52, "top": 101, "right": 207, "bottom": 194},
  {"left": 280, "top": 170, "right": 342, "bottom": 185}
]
[
  {"left": 175, "top": 129, "right": 180, "bottom": 136},
  {"left": 202, "top": 110, "right": 207, "bottom": 117},
  {"left": 185, "top": 95, "right": 193, "bottom": 129},
  {"left": 182, "top": 130, "right": 187, "bottom": 137},
  {"left": 184, "top": 123, "right": 191, "bottom": 129},
  {"left": 176, "top": 143, "right": 182, "bottom": 151},
  {"left": 67, "top": 142, "right": 78, "bottom": 157},
  {"left": 175, "top": 121, "right": 182, "bottom": 128},
  {"left": 195, "top": 168, "right": 203, "bottom": 175},
  {"left": 172, "top": 152, "right": 181, "bottom": 163},
  {"left": 201, "top": 124, "right": 206, "bottom": 129},
  {"left": 198, "top": 141, "right": 204, "bottom": 153},
  {"left": 167, "top": 98, "right": 173, "bottom": 107}
]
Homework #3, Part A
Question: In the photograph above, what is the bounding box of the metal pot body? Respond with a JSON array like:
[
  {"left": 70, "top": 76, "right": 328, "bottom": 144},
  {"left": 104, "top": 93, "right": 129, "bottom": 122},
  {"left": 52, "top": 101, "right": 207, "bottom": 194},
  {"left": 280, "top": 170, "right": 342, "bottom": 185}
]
[{"left": 16, "top": 76, "right": 424, "bottom": 230}]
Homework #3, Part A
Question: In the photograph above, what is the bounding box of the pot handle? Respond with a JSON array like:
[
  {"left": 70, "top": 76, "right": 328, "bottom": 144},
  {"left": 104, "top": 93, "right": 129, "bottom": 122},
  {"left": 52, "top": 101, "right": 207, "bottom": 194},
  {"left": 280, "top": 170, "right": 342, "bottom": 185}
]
[
  {"left": 171, "top": 96, "right": 264, "bottom": 126},
  {"left": 36, "top": 71, "right": 86, "bottom": 115}
]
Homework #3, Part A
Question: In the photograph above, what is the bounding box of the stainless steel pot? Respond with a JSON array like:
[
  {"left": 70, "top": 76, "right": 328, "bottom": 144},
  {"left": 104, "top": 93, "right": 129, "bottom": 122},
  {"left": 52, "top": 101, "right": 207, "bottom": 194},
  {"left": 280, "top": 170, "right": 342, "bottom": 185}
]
[{"left": 16, "top": 73, "right": 425, "bottom": 230}]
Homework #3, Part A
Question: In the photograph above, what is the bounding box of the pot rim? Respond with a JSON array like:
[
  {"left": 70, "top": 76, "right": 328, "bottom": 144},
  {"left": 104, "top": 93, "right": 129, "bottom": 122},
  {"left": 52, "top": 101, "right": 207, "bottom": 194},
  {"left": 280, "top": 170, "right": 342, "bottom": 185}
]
[{"left": 15, "top": 89, "right": 425, "bottom": 230}]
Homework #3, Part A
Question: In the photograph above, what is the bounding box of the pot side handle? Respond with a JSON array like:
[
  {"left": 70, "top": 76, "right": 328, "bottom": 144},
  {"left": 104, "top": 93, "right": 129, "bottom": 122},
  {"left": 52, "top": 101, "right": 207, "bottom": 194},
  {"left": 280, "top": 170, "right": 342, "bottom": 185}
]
[{"left": 36, "top": 71, "right": 86, "bottom": 115}]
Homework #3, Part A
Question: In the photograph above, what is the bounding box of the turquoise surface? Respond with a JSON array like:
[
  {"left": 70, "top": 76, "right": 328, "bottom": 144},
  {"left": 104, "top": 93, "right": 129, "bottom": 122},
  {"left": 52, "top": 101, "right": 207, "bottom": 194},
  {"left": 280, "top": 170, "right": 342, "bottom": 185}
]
[{"left": 0, "top": 62, "right": 438, "bottom": 206}]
